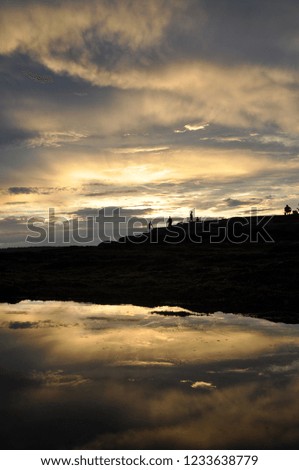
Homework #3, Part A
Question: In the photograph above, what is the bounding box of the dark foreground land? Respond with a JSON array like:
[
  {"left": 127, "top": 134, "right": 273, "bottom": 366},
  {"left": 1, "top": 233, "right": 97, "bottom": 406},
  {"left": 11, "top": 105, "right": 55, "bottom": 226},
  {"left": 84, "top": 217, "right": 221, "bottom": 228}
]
[{"left": 0, "top": 215, "right": 298, "bottom": 323}]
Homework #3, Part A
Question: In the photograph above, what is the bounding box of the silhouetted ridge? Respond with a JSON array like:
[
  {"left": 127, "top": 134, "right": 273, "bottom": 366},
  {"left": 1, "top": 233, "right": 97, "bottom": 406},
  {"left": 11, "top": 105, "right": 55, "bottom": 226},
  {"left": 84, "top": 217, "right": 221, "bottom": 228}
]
[
  {"left": 117, "top": 215, "right": 299, "bottom": 245},
  {"left": 0, "top": 214, "right": 299, "bottom": 323}
]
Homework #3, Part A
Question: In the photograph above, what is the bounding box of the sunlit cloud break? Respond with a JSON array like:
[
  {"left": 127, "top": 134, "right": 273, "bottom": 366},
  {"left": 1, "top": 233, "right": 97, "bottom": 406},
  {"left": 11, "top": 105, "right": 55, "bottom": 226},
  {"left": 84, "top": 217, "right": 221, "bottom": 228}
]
[{"left": 0, "top": 0, "right": 299, "bottom": 245}]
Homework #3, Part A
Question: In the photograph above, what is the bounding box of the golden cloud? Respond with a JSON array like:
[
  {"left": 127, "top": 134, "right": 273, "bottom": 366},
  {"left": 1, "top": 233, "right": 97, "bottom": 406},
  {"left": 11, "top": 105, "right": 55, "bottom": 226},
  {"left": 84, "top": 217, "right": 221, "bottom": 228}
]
[
  {"left": 1, "top": 1, "right": 298, "bottom": 134},
  {"left": 0, "top": 0, "right": 177, "bottom": 55}
]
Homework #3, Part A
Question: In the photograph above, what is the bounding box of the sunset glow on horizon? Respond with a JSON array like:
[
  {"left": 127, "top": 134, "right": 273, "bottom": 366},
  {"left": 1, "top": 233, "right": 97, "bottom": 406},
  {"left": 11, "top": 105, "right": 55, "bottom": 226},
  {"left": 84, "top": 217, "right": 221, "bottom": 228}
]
[{"left": 1, "top": 0, "right": 299, "bottom": 245}]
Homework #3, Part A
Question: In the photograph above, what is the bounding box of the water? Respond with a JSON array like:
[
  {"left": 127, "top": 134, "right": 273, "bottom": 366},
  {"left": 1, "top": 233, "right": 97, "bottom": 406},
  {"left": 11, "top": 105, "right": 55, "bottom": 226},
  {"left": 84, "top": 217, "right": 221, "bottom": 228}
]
[{"left": 0, "top": 301, "right": 299, "bottom": 449}]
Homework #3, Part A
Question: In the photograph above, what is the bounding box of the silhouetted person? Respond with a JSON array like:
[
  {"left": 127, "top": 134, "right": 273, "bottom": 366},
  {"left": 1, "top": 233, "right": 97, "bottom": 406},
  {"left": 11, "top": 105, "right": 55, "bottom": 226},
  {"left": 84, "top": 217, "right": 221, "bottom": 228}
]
[
  {"left": 190, "top": 210, "right": 193, "bottom": 222},
  {"left": 284, "top": 204, "right": 291, "bottom": 215},
  {"left": 167, "top": 216, "right": 173, "bottom": 227}
]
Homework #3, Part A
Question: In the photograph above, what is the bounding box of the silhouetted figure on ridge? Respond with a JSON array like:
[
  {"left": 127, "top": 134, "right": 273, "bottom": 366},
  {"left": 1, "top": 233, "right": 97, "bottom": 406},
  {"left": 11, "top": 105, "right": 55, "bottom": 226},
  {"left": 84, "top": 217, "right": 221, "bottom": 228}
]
[
  {"left": 189, "top": 210, "right": 193, "bottom": 222},
  {"left": 167, "top": 216, "right": 173, "bottom": 228},
  {"left": 284, "top": 204, "right": 292, "bottom": 215}
]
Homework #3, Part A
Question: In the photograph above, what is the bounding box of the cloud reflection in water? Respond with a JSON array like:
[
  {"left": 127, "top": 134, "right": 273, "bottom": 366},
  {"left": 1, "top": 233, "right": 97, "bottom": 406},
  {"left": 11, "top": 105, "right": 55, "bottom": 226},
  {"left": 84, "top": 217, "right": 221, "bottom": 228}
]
[{"left": 0, "top": 301, "right": 299, "bottom": 449}]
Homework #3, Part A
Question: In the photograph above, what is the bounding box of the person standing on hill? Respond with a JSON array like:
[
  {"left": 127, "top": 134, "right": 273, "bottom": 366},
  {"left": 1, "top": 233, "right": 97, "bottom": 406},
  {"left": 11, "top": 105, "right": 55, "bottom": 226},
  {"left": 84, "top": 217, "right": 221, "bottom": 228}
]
[{"left": 167, "top": 216, "right": 173, "bottom": 227}]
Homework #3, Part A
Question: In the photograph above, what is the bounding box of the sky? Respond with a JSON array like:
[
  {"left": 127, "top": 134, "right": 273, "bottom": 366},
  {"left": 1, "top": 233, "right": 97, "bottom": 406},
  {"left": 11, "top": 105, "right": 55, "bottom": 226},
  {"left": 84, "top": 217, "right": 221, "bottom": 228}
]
[{"left": 1, "top": 0, "right": 299, "bottom": 246}]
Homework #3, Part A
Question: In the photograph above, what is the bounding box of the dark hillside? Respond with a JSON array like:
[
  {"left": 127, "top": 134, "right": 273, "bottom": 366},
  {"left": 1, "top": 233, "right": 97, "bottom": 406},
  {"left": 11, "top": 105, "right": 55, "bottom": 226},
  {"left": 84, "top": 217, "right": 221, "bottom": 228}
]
[{"left": 0, "top": 215, "right": 298, "bottom": 322}]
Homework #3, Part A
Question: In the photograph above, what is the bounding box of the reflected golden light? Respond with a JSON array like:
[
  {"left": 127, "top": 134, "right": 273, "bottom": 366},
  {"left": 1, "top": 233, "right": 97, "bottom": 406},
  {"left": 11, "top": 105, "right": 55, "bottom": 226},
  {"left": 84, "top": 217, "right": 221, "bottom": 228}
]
[
  {"left": 2, "top": 301, "right": 299, "bottom": 367},
  {"left": 1, "top": 301, "right": 299, "bottom": 449}
]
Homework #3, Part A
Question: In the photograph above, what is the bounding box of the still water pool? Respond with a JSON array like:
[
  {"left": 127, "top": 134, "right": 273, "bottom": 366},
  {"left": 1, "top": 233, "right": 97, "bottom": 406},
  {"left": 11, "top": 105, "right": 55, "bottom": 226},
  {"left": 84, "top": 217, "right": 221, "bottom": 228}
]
[{"left": 1, "top": 301, "right": 299, "bottom": 449}]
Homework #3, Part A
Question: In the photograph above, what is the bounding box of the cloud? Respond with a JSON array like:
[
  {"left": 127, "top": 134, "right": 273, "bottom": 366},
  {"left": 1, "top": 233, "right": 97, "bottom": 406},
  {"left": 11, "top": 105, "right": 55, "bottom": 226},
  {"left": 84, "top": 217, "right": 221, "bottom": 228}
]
[
  {"left": 0, "top": 216, "right": 39, "bottom": 246},
  {"left": 114, "top": 360, "right": 175, "bottom": 367},
  {"left": 83, "top": 189, "right": 138, "bottom": 197},
  {"left": 112, "top": 146, "right": 169, "bottom": 154},
  {"left": 0, "top": 0, "right": 179, "bottom": 56},
  {"left": 72, "top": 206, "right": 153, "bottom": 218},
  {"left": 1, "top": 1, "right": 299, "bottom": 135},
  {"left": 30, "top": 370, "right": 89, "bottom": 387},
  {"left": 223, "top": 197, "right": 263, "bottom": 208},
  {"left": 5, "top": 201, "right": 28, "bottom": 205},
  {"left": 7, "top": 186, "right": 67, "bottom": 195},
  {"left": 175, "top": 123, "right": 209, "bottom": 133},
  {"left": 268, "top": 360, "right": 299, "bottom": 374},
  {"left": 0, "top": 0, "right": 299, "bottom": 242},
  {"left": 18, "top": 60, "right": 299, "bottom": 134},
  {"left": 6, "top": 319, "right": 72, "bottom": 329},
  {"left": 26, "top": 131, "right": 88, "bottom": 148},
  {"left": 8, "top": 321, "right": 39, "bottom": 329},
  {"left": 184, "top": 123, "right": 210, "bottom": 131},
  {"left": 82, "top": 380, "right": 299, "bottom": 450},
  {"left": 8, "top": 187, "right": 39, "bottom": 195},
  {"left": 210, "top": 136, "right": 244, "bottom": 143},
  {"left": 190, "top": 381, "right": 216, "bottom": 390}
]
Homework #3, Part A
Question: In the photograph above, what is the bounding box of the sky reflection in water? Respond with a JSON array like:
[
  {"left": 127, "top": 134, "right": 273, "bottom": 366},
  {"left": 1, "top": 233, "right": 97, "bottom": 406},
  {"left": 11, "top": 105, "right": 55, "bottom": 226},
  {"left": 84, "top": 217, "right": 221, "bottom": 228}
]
[{"left": 1, "top": 301, "right": 299, "bottom": 449}]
